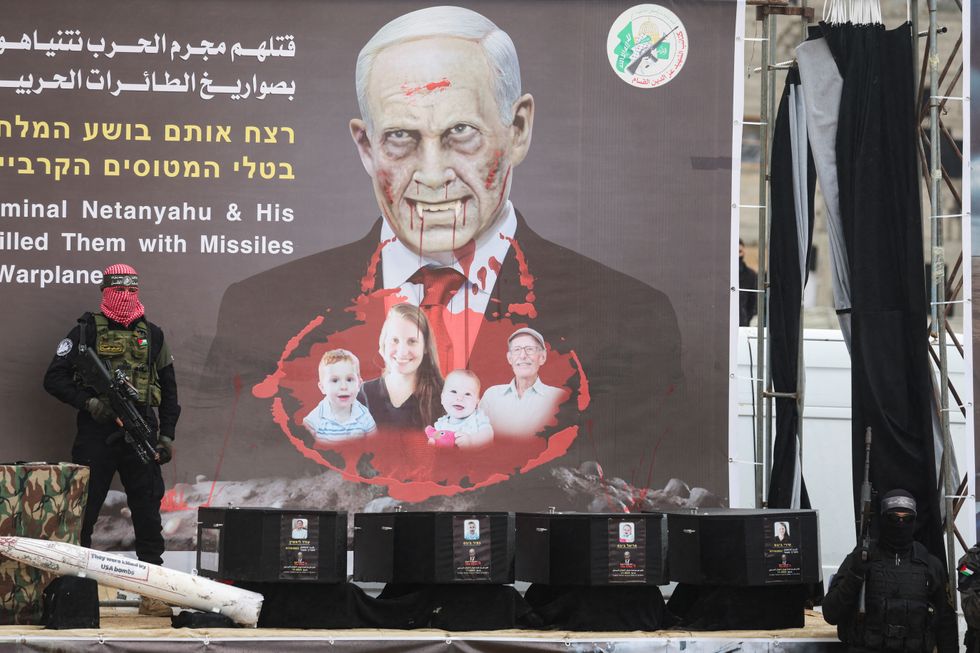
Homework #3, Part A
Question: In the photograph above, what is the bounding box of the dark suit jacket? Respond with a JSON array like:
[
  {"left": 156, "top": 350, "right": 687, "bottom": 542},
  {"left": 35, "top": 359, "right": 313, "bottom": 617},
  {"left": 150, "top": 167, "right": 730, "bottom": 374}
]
[{"left": 200, "top": 213, "right": 686, "bottom": 500}]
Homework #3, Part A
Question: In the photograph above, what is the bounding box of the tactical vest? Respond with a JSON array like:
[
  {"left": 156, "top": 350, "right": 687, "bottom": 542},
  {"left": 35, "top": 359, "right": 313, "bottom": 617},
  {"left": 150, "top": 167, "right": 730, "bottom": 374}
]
[
  {"left": 848, "top": 544, "right": 936, "bottom": 653},
  {"left": 958, "top": 545, "right": 980, "bottom": 635},
  {"left": 956, "top": 544, "right": 980, "bottom": 653},
  {"left": 92, "top": 313, "right": 162, "bottom": 407}
]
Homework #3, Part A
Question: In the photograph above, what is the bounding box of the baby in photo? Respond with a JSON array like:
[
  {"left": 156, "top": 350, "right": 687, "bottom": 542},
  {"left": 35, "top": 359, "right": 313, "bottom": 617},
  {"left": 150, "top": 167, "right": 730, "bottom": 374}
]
[
  {"left": 303, "top": 349, "right": 376, "bottom": 445},
  {"left": 426, "top": 369, "right": 493, "bottom": 449}
]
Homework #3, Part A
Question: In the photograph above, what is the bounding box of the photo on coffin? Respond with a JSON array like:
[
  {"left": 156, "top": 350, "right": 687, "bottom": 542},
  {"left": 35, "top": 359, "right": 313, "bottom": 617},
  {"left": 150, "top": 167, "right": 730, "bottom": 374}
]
[
  {"left": 291, "top": 518, "right": 309, "bottom": 540},
  {"left": 455, "top": 515, "right": 491, "bottom": 580}
]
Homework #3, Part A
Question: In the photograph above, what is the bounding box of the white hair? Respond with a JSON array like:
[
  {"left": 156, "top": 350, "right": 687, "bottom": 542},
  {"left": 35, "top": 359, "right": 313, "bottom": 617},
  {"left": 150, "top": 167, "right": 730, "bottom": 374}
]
[{"left": 355, "top": 6, "right": 522, "bottom": 133}]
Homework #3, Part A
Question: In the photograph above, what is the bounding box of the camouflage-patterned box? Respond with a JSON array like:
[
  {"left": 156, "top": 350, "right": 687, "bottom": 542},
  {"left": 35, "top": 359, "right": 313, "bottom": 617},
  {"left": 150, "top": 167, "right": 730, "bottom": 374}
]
[{"left": 0, "top": 462, "right": 89, "bottom": 625}]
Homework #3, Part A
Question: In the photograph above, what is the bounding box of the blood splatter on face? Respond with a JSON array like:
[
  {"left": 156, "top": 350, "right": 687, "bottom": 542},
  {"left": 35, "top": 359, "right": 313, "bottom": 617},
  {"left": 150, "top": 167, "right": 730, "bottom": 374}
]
[
  {"left": 350, "top": 37, "right": 533, "bottom": 257},
  {"left": 484, "top": 150, "right": 503, "bottom": 190},
  {"left": 401, "top": 78, "right": 452, "bottom": 96}
]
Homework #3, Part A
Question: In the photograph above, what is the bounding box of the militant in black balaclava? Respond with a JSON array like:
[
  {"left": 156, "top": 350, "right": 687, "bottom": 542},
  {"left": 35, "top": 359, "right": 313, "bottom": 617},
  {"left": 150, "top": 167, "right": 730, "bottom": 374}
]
[{"left": 879, "top": 488, "right": 917, "bottom": 552}]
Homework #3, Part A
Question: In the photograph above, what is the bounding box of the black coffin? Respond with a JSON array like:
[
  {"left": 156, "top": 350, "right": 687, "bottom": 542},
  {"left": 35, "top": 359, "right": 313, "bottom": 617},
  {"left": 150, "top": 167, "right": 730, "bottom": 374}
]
[
  {"left": 353, "top": 512, "right": 515, "bottom": 584},
  {"left": 196, "top": 507, "right": 348, "bottom": 583},
  {"left": 516, "top": 512, "right": 667, "bottom": 585},
  {"left": 667, "top": 508, "right": 820, "bottom": 586}
]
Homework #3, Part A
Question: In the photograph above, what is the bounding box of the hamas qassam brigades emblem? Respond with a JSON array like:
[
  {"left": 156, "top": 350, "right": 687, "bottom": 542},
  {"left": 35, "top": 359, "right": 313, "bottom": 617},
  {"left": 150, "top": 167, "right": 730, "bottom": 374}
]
[{"left": 607, "top": 4, "right": 688, "bottom": 88}]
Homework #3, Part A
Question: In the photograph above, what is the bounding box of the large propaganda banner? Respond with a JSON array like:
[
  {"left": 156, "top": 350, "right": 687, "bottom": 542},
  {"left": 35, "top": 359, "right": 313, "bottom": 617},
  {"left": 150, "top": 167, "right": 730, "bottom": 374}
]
[{"left": 0, "top": 0, "right": 738, "bottom": 550}]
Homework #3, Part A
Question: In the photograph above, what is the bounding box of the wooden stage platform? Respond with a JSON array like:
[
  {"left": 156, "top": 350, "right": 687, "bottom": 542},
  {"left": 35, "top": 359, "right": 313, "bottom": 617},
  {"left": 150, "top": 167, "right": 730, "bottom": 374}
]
[{"left": 0, "top": 607, "right": 841, "bottom": 652}]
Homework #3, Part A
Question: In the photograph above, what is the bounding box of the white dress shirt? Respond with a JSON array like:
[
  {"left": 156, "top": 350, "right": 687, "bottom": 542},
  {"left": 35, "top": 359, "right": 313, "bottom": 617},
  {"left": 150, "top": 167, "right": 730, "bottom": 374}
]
[{"left": 379, "top": 203, "right": 517, "bottom": 370}]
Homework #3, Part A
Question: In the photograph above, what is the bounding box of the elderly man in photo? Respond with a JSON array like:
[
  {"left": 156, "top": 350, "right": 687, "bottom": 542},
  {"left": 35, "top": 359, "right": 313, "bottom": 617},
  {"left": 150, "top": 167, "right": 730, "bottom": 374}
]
[
  {"left": 480, "top": 327, "right": 566, "bottom": 439},
  {"left": 204, "top": 5, "right": 684, "bottom": 487}
]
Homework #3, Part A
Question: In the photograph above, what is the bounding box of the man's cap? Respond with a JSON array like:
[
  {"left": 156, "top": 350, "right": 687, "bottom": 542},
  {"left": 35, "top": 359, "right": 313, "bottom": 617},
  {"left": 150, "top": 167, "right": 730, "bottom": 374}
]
[
  {"left": 100, "top": 263, "right": 139, "bottom": 290},
  {"left": 508, "top": 327, "right": 545, "bottom": 349},
  {"left": 880, "top": 489, "right": 917, "bottom": 515}
]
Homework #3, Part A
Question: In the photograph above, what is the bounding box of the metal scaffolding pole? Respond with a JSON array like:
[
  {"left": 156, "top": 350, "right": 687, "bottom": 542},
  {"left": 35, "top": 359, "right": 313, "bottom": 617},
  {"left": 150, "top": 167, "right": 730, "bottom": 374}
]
[
  {"left": 753, "top": 6, "right": 774, "bottom": 508},
  {"left": 749, "top": 0, "right": 814, "bottom": 509},
  {"left": 926, "top": 0, "right": 959, "bottom": 602}
]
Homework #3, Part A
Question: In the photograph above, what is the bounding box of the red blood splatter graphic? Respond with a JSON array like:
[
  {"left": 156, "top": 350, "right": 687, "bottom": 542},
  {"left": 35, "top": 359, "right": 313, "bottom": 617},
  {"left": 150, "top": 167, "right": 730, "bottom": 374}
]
[
  {"left": 160, "top": 486, "right": 189, "bottom": 512},
  {"left": 361, "top": 237, "right": 396, "bottom": 293},
  {"left": 497, "top": 235, "right": 537, "bottom": 316},
  {"left": 402, "top": 78, "right": 451, "bottom": 96},
  {"left": 377, "top": 170, "right": 395, "bottom": 205},
  {"left": 507, "top": 303, "right": 537, "bottom": 318},
  {"left": 488, "top": 256, "right": 502, "bottom": 275},
  {"left": 518, "top": 426, "right": 579, "bottom": 473},
  {"left": 454, "top": 240, "right": 476, "bottom": 277},
  {"left": 484, "top": 150, "right": 503, "bottom": 189},
  {"left": 253, "top": 315, "right": 326, "bottom": 399},
  {"left": 251, "top": 239, "right": 587, "bottom": 501},
  {"left": 570, "top": 349, "right": 590, "bottom": 411},
  {"left": 476, "top": 266, "right": 488, "bottom": 290},
  {"left": 500, "top": 234, "right": 535, "bottom": 289}
]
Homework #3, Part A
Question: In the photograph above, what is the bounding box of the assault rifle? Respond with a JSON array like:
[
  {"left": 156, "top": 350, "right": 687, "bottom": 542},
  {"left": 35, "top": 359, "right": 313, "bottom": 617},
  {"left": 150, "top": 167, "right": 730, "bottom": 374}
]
[
  {"left": 857, "top": 426, "right": 873, "bottom": 613},
  {"left": 625, "top": 26, "right": 679, "bottom": 75},
  {"left": 74, "top": 344, "right": 158, "bottom": 465}
]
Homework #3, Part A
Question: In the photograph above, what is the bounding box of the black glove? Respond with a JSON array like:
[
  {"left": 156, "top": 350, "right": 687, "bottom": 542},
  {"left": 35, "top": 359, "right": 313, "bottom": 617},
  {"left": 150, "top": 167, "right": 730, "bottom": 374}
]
[
  {"left": 85, "top": 397, "right": 115, "bottom": 424},
  {"left": 155, "top": 436, "right": 174, "bottom": 464},
  {"left": 851, "top": 543, "right": 872, "bottom": 578}
]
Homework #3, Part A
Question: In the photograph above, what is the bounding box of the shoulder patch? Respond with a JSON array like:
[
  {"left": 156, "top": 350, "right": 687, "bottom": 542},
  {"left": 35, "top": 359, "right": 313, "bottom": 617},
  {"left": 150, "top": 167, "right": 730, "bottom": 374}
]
[{"left": 56, "top": 338, "right": 73, "bottom": 357}]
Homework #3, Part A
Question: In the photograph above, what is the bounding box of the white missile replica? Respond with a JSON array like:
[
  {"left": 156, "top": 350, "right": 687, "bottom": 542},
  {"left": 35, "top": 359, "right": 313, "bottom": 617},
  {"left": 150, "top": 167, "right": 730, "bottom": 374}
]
[{"left": 0, "top": 536, "right": 263, "bottom": 627}]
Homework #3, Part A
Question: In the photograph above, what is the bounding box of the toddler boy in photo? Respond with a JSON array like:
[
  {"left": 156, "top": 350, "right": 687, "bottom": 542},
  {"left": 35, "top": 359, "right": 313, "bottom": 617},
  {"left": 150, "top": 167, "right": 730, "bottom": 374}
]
[
  {"left": 303, "top": 349, "right": 376, "bottom": 445},
  {"left": 426, "top": 369, "right": 493, "bottom": 449}
]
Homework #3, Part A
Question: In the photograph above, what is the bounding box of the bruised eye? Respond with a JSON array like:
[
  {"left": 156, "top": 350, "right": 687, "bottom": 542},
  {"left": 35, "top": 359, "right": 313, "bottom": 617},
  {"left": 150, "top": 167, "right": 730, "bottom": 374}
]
[
  {"left": 382, "top": 129, "right": 418, "bottom": 154},
  {"left": 444, "top": 123, "right": 481, "bottom": 153},
  {"left": 445, "top": 123, "right": 477, "bottom": 140}
]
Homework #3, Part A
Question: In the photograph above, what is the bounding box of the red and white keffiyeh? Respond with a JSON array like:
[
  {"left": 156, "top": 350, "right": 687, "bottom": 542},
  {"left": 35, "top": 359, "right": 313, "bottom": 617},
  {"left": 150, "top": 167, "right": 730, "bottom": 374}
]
[{"left": 100, "top": 263, "right": 145, "bottom": 326}]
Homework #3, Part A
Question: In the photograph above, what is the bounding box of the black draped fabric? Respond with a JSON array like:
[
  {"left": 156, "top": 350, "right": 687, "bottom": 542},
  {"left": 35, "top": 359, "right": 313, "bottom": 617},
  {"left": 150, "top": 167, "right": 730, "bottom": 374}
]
[
  {"left": 666, "top": 583, "right": 807, "bottom": 630},
  {"left": 824, "top": 22, "right": 941, "bottom": 558},
  {"left": 237, "top": 581, "right": 537, "bottom": 630},
  {"left": 767, "top": 67, "right": 816, "bottom": 510},
  {"left": 523, "top": 584, "right": 674, "bottom": 631}
]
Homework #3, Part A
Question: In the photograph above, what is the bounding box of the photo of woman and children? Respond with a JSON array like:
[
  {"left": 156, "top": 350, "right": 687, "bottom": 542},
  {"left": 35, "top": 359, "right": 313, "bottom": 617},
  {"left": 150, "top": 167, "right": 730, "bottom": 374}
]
[{"left": 301, "top": 303, "right": 569, "bottom": 453}]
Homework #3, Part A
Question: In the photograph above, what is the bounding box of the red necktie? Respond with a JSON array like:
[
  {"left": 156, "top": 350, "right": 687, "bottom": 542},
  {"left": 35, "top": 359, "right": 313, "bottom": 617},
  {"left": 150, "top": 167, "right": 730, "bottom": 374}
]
[{"left": 408, "top": 267, "right": 466, "bottom": 376}]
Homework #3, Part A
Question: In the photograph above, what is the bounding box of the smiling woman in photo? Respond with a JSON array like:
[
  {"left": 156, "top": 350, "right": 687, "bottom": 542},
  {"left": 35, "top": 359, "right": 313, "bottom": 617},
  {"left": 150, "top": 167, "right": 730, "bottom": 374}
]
[{"left": 363, "top": 303, "right": 444, "bottom": 431}]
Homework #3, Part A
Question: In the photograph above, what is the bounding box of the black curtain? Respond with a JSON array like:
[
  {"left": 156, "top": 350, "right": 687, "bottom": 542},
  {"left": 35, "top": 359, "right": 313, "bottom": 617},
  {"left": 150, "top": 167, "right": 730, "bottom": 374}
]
[
  {"left": 824, "top": 22, "right": 942, "bottom": 558},
  {"left": 767, "top": 67, "right": 815, "bottom": 510}
]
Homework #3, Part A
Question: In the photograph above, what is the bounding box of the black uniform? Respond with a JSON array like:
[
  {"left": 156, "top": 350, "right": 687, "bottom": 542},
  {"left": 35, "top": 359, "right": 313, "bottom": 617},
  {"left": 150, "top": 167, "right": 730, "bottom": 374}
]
[
  {"left": 43, "top": 312, "right": 180, "bottom": 565},
  {"left": 823, "top": 541, "right": 957, "bottom": 653},
  {"left": 958, "top": 545, "right": 980, "bottom": 653}
]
